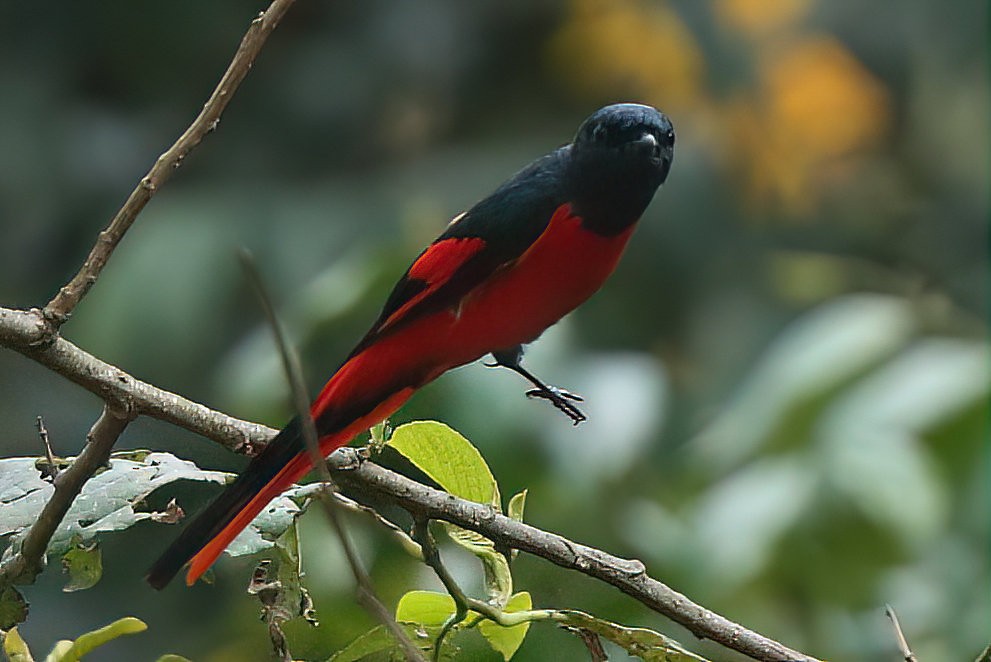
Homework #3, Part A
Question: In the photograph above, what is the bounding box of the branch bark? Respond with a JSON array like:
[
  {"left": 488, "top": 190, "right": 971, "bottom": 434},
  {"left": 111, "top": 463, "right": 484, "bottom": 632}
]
[
  {"left": 329, "top": 450, "right": 819, "bottom": 662},
  {"left": 43, "top": 0, "right": 296, "bottom": 325},
  {"left": 0, "top": 306, "right": 273, "bottom": 453},
  {"left": 0, "top": 305, "right": 818, "bottom": 662},
  {"left": 0, "top": 2, "right": 818, "bottom": 658}
]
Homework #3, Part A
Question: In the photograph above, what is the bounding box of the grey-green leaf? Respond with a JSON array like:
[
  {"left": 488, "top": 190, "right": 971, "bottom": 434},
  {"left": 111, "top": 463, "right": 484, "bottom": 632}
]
[{"left": 0, "top": 452, "right": 227, "bottom": 558}]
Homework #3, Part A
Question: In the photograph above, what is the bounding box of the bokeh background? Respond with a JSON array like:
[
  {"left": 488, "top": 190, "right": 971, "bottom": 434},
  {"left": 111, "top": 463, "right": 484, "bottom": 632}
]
[{"left": 0, "top": 1, "right": 987, "bottom": 660}]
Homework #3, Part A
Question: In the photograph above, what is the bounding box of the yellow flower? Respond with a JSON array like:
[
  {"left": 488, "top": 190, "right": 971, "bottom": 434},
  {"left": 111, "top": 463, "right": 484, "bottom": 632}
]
[
  {"left": 546, "top": 0, "right": 705, "bottom": 113},
  {"left": 728, "top": 36, "right": 890, "bottom": 215}
]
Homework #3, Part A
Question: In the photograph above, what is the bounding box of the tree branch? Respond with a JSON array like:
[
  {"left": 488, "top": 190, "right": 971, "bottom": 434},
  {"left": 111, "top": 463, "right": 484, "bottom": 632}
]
[
  {"left": 0, "top": 306, "right": 273, "bottom": 453},
  {"left": 0, "top": 405, "right": 130, "bottom": 586},
  {"left": 42, "top": 0, "right": 296, "bottom": 325},
  {"left": 329, "top": 450, "right": 819, "bottom": 662},
  {"left": 0, "top": 304, "right": 818, "bottom": 661}
]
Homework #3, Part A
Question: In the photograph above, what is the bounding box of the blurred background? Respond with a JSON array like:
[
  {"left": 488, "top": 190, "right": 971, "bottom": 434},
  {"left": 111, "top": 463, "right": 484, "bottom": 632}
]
[{"left": 0, "top": 1, "right": 987, "bottom": 660}]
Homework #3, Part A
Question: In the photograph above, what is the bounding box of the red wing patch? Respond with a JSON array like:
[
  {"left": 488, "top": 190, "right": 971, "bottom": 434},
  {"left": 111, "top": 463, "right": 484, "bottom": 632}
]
[{"left": 378, "top": 236, "right": 486, "bottom": 332}]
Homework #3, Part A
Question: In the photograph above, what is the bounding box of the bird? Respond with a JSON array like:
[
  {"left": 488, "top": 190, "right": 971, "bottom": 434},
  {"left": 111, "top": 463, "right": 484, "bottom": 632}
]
[{"left": 147, "top": 102, "right": 675, "bottom": 589}]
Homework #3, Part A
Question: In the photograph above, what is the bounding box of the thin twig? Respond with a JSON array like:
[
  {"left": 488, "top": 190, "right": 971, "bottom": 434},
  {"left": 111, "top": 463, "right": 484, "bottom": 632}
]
[
  {"left": 569, "top": 627, "right": 608, "bottom": 662},
  {"left": 333, "top": 492, "right": 423, "bottom": 560},
  {"left": 0, "top": 405, "right": 130, "bottom": 586},
  {"left": 0, "top": 304, "right": 819, "bottom": 661},
  {"left": 411, "top": 519, "right": 472, "bottom": 660},
  {"left": 42, "top": 0, "right": 296, "bottom": 325},
  {"left": 35, "top": 415, "right": 59, "bottom": 480},
  {"left": 238, "top": 250, "right": 426, "bottom": 662},
  {"left": 885, "top": 604, "right": 918, "bottom": 662}
]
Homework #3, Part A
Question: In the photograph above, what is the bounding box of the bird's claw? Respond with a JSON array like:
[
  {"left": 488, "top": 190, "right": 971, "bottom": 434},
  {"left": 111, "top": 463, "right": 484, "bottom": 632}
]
[{"left": 525, "top": 386, "right": 587, "bottom": 425}]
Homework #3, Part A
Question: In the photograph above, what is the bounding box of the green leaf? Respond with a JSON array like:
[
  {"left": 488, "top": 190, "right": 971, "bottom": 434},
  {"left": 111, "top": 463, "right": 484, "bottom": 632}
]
[
  {"left": 154, "top": 656, "right": 193, "bottom": 662},
  {"left": 0, "top": 585, "right": 29, "bottom": 630},
  {"left": 478, "top": 591, "right": 532, "bottom": 661},
  {"left": 387, "top": 421, "right": 500, "bottom": 507},
  {"left": 2, "top": 626, "right": 35, "bottom": 662},
  {"left": 327, "top": 623, "right": 456, "bottom": 662},
  {"left": 556, "top": 611, "right": 709, "bottom": 661},
  {"left": 61, "top": 539, "right": 102, "bottom": 593},
  {"left": 47, "top": 617, "right": 147, "bottom": 662},
  {"left": 442, "top": 523, "right": 514, "bottom": 606},
  {"left": 507, "top": 490, "right": 527, "bottom": 522},
  {"left": 396, "top": 590, "right": 456, "bottom": 626},
  {"left": 326, "top": 626, "right": 395, "bottom": 662}
]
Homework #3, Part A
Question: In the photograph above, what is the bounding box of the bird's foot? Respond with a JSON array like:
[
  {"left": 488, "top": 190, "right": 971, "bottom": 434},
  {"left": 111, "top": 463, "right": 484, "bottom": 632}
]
[{"left": 525, "top": 385, "right": 586, "bottom": 425}]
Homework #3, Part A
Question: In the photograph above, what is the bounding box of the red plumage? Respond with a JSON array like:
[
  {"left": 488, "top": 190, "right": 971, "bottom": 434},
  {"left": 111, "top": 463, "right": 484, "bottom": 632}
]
[{"left": 147, "top": 103, "right": 674, "bottom": 589}]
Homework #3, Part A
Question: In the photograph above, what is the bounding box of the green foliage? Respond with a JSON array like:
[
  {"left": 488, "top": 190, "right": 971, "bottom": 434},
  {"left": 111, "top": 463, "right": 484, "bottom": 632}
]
[
  {"left": 2, "top": 627, "right": 32, "bottom": 662},
  {"left": 0, "top": 587, "right": 28, "bottom": 632},
  {"left": 60, "top": 538, "right": 101, "bottom": 593},
  {"left": 0, "top": 452, "right": 226, "bottom": 560},
  {"left": 2, "top": 617, "right": 147, "bottom": 662},
  {"left": 387, "top": 421, "right": 500, "bottom": 507},
  {"left": 353, "top": 421, "right": 708, "bottom": 660},
  {"left": 327, "top": 623, "right": 456, "bottom": 662},
  {"left": 0, "top": 4, "right": 985, "bottom": 658},
  {"left": 388, "top": 421, "right": 514, "bottom": 605},
  {"left": 476, "top": 592, "right": 532, "bottom": 661}
]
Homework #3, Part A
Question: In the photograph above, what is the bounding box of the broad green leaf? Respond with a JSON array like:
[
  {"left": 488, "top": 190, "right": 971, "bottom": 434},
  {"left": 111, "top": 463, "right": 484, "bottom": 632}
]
[
  {"left": 0, "top": 585, "right": 29, "bottom": 630},
  {"left": 2, "top": 626, "right": 34, "bottom": 662},
  {"left": 61, "top": 540, "right": 102, "bottom": 593},
  {"left": 49, "top": 617, "right": 147, "bottom": 662},
  {"left": 478, "top": 591, "right": 532, "bottom": 661},
  {"left": 387, "top": 421, "right": 499, "bottom": 507},
  {"left": 507, "top": 490, "right": 527, "bottom": 522},
  {"left": 556, "top": 611, "right": 709, "bottom": 661},
  {"left": 396, "top": 590, "right": 456, "bottom": 626}
]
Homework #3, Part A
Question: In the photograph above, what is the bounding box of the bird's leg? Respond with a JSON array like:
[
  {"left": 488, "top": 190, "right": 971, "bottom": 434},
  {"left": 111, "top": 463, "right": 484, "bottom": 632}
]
[{"left": 488, "top": 346, "right": 586, "bottom": 425}]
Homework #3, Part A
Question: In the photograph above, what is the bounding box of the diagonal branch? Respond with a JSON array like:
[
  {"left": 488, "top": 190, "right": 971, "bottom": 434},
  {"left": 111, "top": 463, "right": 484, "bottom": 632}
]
[
  {"left": 43, "top": 0, "right": 296, "bottom": 325},
  {"left": 0, "top": 304, "right": 819, "bottom": 661},
  {"left": 329, "top": 450, "right": 819, "bottom": 662},
  {"left": 0, "top": 404, "right": 131, "bottom": 586},
  {"left": 0, "top": 306, "right": 273, "bottom": 453}
]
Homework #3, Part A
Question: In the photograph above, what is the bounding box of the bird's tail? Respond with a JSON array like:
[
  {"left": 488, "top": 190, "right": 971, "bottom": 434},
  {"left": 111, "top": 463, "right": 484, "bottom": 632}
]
[
  {"left": 146, "top": 383, "right": 415, "bottom": 590},
  {"left": 146, "top": 418, "right": 313, "bottom": 589}
]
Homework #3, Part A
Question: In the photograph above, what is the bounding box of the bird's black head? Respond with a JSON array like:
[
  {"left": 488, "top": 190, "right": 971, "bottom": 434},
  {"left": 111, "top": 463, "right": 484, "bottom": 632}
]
[{"left": 567, "top": 103, "right": 675, "bottom": 235}]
